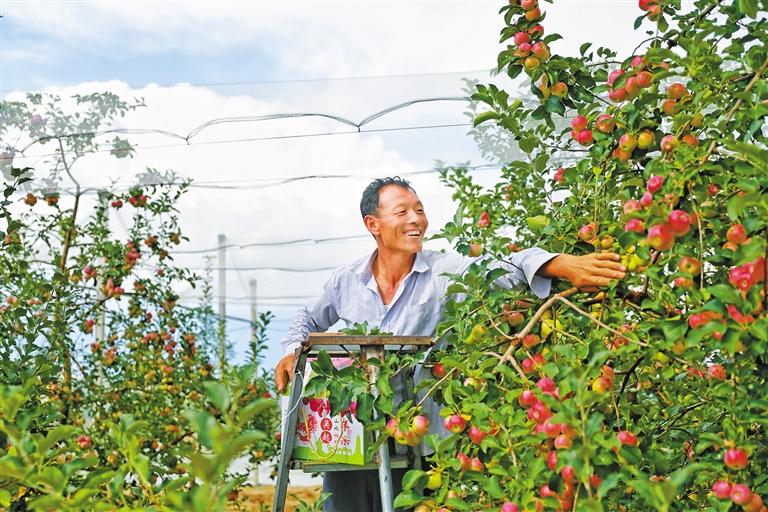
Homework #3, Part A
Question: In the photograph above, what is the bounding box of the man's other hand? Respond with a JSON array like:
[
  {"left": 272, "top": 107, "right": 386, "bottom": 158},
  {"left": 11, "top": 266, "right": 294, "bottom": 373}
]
[
  {"left": 541, "top": 253, "right": 627, "bottom": 291},
  {"left": 275, "top": 353, "right": 296, "bottom": 394}
]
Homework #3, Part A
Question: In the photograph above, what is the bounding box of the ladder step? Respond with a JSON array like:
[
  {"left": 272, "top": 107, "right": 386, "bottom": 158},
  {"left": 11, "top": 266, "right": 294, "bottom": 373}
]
[{"left": 290, "top": 455, "right": 412, "bottom": 473}]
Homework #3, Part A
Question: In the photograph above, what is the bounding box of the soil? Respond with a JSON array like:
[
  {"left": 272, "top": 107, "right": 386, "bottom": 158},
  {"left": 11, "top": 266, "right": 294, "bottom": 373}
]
[{"left": 228, "top": 485, "right": 323, "bottom": 511}]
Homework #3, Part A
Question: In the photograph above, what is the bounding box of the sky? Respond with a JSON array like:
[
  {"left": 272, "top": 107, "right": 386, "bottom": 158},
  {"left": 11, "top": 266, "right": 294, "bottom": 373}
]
[{"left": 1, "top": 0, "right": 653, "bottom": 372}]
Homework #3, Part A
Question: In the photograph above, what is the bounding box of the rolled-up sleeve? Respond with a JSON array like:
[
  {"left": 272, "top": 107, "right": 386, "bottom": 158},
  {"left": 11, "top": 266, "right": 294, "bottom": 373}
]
[
  {"left": 493, "top": 247, "right": 559, "bottom": 298},
  {"left": 436, "top": 247, "right": 559, "bottom": 299},
  {"left": 280, "top": 273, "right": 340, "bottom": 356}
]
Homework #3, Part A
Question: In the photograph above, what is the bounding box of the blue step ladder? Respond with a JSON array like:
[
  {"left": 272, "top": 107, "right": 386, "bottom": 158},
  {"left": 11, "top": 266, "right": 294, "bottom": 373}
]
[{"left": 272, "top": 333, "right": 432, "bottom": 512}]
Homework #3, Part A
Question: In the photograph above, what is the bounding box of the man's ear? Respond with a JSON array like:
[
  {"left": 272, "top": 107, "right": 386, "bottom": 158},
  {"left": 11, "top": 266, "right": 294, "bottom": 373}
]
[{"left": 363, "top": 214, "right": 379, "bottom": 236}]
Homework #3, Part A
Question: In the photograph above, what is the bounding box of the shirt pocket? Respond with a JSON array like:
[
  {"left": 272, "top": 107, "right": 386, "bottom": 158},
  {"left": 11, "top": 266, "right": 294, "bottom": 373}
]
[{"left": 401, "top": 300, "right": 440, "bottom": 336}]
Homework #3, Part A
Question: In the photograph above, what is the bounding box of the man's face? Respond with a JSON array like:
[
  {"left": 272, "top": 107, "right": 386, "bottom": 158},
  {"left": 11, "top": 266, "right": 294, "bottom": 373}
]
[{"left": 365, "top": 185, "right": 428, "bottom": 253}]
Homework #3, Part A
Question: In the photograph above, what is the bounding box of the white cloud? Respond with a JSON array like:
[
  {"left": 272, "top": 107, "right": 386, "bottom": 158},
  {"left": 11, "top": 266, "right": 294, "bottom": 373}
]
[{"left": 2, "top": 0, "right": 660, "bottom": 369}]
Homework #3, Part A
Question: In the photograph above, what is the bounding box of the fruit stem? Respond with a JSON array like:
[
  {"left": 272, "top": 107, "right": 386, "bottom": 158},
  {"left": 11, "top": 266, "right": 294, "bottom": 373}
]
[
  {"left": 690, "top": 196, "right": 706, "bottom": 291},
  {"left": 415, "top": 367, "right": 457, "bottom": 408}
]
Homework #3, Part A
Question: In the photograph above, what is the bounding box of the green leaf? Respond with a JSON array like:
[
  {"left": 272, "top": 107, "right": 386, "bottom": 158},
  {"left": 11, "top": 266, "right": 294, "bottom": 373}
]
[
  {"left": 580, "top": 42, "right": 593, "bottom": 56},
  {"left": 474, "top": 111, "right": 500, "bottom": 127},
  {"left": 486, "top": 267, "right": 510, "bottom": 282},
  {"left": 0, "top": 489, "right": 11, "bottom": 508},
  {"left": 133, "top": 453, "right": 150, "bottom": 484},
  {"left": 394, "top": 490, "right": 423, "bottom": 508},
  {"left": 203, "top": 382, "right": 231, "bottom": 412},
  {"left": 38, "top": 425, "right": 77, "bottom": 453},
  {"left": 30, "top": 466, "right": 67, "bottom": 493},
  {"left": 318, "top": 349, "right": 336, "bottom": 375},
  {"left": 355, "top": 394, "right": 373, "bottom": 423},
  {"left": 707, "top": 284, "right": 740, "bottom": 304},
  {"left": 725, "top": 141, "right": 768, "bottom": 171},
  {"left": 483, "top": 475, "right": 505, "bottom": 499},
  {"left": 446, "top": 283, "right": 467, "bottom": 295},
  {"left": 738, "top": 0, "right": 758, "bottom": 17},
  {"left": 401, "top": 469, "right": 426, "bottom": 490},
  {"left": 526, "top": 215, "right": 550, "bottom": 230},
  {"left": 237, "top": 398, "right": 274, "bottom": 426},
  {"left": 544, "top": 95, "right": 565, "bottom": 115}
]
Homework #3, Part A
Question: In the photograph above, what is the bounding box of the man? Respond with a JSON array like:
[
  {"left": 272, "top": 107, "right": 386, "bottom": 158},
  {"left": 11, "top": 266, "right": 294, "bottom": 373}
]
[{"left": 275, "top": 177, "right": 625, "bottom": 511}]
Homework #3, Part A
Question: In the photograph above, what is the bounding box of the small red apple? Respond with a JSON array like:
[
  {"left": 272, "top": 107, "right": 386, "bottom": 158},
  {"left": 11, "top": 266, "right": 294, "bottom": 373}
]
[
  {"left": 411, "top": 415, "right": 430, "bottom": 437},
  {"left": 456, "top": 452, "right": 470, "bottom": 471},
  {"left": 467, "top": 425, "right": 487, "bottom": 445},
  {"left": 617, "top": 430, "right": 639, "bottom": 447},
  {"left": 513, "top": 31, "right": 530, "bottom": 45},
  {"left": 595, "top": 114, "right": 615, "bottom": 133},
  {"left": 637, "top": 130, "right": 655, "bottom": 149},
  {"left": 724, "top": 447, "right": 749, "bottom": 470},
  {"left": 707, "top": 364, "right": 726, "bottom": 380},
  {"left": 443, "top": 414, "right": 467, "bottom": 434},
  {"left": 667, "top": 209, "right": 691, "bottom": 236},
  {"left": 660, "top": 134, "right": 679, "bottom": 152},
  {"left": 77, "top": 435, "right": 93, "bottom": 449},
  {"left": 662, "top": 99, "right": 678, "bottom": 116},
  {"left": 677, "top": 257, "right": 701, "bottom": 275},
  {"left": 636, "top": 70, "right": 653, "bottom": 87},
  {"left": 648, "top": 223, "right": 674, "bottom": 250},
  {"left": 531, "top": 42, "right": 549, "bottom": 61},
  {"left": 647, "top": 175, "right": 665, "bottom": 192},
  {"left": 712, "top": 480, "right": 732, "bottom": 500},
  {"left": 619, "top": 133, "right": 637, "bottom": 152},
  {"left": 571, "top": 115, "right": 588, "bottom": 132},
  {"left": 667, "top": 82, "right": 687, "bottom": 100},
  {"left": 731, "top": 484, "right": 752, "bottom": 506},
  {"left": 726, "top": 224, "right": 747, "bottom": 245},
  {"left": 578, "top": 223, "right": 597, "bottom": 242},
  {"left": 431, "top": 362, "right": 447, "bottom": 379}
]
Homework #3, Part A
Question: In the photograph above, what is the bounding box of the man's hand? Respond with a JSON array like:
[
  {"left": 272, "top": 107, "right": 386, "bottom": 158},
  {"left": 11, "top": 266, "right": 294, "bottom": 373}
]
[
  {"left": 275, "top": 353, "right": 296, "bottom": 394},
  {"left": 540, "top": 253, "right": 627, "bottom": 291}
]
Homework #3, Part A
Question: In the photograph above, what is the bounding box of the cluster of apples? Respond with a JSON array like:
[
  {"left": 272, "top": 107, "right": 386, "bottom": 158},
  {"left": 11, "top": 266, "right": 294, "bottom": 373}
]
[
  {"left": 386, "top": 414, "right": 430, "bottom": 447},
  {"left": 618, "top": 175, "right": 696, "bottom": 252},
  {"left": 606, "top": 55, "right": 658, "bottom": 103},
  {"left": 506, "top": 0, "right": 550, "bottom": 75},
  {"left": 729, "top": 253, "right": 765, "bottom": 291},
  {"left": 712, "top": 447, "right": 765, "bottom": 511}
]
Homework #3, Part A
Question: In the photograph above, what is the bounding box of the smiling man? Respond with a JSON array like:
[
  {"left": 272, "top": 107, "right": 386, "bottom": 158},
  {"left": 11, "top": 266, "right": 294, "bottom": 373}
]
[{"left": 274, "top": 176, "right": 626, "bottom": 511}]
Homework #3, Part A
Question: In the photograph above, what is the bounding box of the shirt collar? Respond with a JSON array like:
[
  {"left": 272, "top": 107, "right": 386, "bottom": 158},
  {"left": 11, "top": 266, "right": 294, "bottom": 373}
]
[{"left": 352, "top": 249, "right": 430, "bottom": 279}]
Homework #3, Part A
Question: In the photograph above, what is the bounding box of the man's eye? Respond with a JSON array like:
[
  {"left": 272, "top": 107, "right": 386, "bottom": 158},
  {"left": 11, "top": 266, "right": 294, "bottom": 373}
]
[{"left": 416, "top": 209, "right": 424, "bottom": 213}]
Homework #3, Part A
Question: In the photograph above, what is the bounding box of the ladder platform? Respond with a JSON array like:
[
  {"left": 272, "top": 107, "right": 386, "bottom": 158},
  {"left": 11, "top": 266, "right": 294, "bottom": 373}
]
[{"left": 304, "top": 333, "right": 432, "bottom": 347}]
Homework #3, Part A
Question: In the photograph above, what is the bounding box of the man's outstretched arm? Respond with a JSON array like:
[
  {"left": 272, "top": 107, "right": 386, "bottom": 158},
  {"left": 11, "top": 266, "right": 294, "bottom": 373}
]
[
  {"left": 537, "top": 252, "right": 627, "bottom": 291},
  {"left": 274, "top": 275, "right": 340, "bottom": 393}
]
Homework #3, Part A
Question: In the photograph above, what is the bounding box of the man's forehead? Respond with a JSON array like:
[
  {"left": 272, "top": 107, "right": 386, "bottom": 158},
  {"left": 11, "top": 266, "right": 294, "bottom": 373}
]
[{"left": 379, "top": 185, "right": 421, "bottom": 208}]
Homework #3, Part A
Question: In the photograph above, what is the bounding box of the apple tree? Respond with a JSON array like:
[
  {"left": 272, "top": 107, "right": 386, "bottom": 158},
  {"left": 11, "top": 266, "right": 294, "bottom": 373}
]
[
  {"left": 0, "top": 93, "right": 279, "bottom": 510},
  {"left": 395, "top": 1, "right": 768, "bottom": 511}
]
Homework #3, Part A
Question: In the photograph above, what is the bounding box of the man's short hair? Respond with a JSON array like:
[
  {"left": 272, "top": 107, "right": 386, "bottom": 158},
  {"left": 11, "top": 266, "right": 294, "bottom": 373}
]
[{"left": 360, "top": 177, "right": 415, "bottom": 218}]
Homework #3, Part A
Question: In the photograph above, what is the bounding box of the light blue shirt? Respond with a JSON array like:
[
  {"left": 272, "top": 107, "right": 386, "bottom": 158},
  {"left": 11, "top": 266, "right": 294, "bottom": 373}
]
[
  {"left": 281, "top": 246, "right": 558, "bottom": 451},
  {"left": 280, "top": 247, "right": 558, "bottom": 356}
]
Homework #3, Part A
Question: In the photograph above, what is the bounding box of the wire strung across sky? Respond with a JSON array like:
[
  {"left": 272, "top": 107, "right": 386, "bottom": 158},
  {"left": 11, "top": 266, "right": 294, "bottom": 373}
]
[
  {"left": 12, "top": 96, "right": 471, "bottom": 158},
  {"left": 66, "top": 164, "right": 504, "bottom": 193}
]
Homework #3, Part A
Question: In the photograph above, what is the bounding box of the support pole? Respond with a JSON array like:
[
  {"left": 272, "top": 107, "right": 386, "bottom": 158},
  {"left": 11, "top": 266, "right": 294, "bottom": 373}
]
[
  {"left": 249, "top": 278, "right": 258, "bottom": 338},
  {"left": 364, "top": 346, "right": 394, "bottom": 512},
  {"left": 217, "top": 233, "right": 227, "bottom": 373}
]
